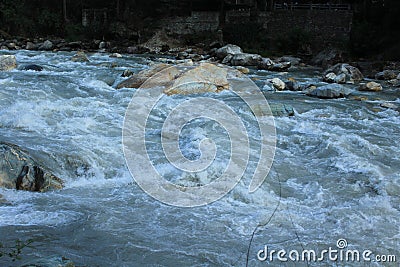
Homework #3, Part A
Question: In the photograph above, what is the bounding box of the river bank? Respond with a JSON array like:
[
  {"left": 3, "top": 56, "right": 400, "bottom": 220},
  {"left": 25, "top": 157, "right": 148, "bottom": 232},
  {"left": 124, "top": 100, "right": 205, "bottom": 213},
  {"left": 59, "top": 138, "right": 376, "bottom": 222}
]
[{"left": 2, "top": 33, "right": 400, "bottom": 77}]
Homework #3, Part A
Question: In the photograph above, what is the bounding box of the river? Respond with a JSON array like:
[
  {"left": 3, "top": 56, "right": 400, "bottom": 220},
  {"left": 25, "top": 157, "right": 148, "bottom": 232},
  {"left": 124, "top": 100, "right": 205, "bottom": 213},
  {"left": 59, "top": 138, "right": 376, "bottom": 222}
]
[{"left": 0, "top": 50, "right": 399, "bottom": 266}]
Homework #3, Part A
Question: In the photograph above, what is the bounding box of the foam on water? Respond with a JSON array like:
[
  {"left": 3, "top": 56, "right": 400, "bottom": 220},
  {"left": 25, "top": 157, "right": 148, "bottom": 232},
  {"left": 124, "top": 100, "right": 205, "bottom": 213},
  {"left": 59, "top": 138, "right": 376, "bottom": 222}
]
[{"left": 0, "top": 51, "right": 398, "bottom": 266}]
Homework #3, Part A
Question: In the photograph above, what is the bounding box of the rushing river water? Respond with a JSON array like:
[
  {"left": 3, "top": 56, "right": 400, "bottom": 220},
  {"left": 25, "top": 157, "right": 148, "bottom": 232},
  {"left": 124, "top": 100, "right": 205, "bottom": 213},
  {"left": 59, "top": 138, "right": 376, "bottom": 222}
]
[{"left": 0, "top": 50, "right": 399, "bottom": 267}]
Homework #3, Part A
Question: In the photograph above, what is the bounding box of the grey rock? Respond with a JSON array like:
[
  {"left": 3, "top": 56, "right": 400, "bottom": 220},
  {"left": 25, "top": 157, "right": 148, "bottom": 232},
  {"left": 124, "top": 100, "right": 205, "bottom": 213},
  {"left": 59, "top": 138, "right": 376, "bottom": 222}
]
[
  {"left": 122, "top": 69, "right": 133, "bottom": 77},
  {"left": 334, "top": 73, "right": 347, "bottom": 84},
  {"left": 285, "top": 80, "right": 301, "bottom": 91},
  {"left": 177, "top": 51, "right": 189, "bottom": 60},
  {"left": 0, "top": 142, "right": 63, "bottom": 192},
  {"left": 0, "top": 55, "right": 17, "bottom": 71},
  {"left": 257, "top": 57, "right": 274, "bottom": 70},
  {"left": 262, "top": 84, "right": 274, "bottom": 91},
  {"left": 188, "top": 54, "right": 203, "bottom": 62},
  {"left": 380, "top": 102, "right": 398, "bottom": 110},
  {"left": 375, "top": 70, "right": 398, "bottom": 80},
  {"left": 359, "top": 81, "right": 382, "bottom": 92},
  {"left": 270, "top": 103, "right": 295, "bottom": 116},
  {"left": 387, "top": 79, "right": 400, "bottom": 87},
  {"left": 71, "top": 51, "right": 89, "bottom": 62},
  {"left": 324, "top": 63, "right": 363, "bottom": 83},
  {"left": 38, "top": 40, "right": 53, "bottom": 51},
  {"left": 267, "top": 62, "right": 291, "bottom": 71},
  {"left": 306, "top": 84, "right": 351, "bottom": 99},
  {"left": 222, "top": 54, "right": 233, "bottom": 64},
  {"left": 277, "top": 56, "right": 301, "bottom": 66},
  {"left": 258, "top": 58, "right": 291, "bottom": 71},
  {"left": 6, "top": 42, "right": 16, "bottom": 49},
  {"left": 230, "top": 53, "right": 262, "bottom": 66},
  {"left": 235, "top": 66, "right": 250, "bottom": 74},
  {"left": 25, "top": 41, "right": 37, "bottom": 50},
  {"left": 116, "top": 63, "right": 174, "bottom": 89},
  {"left": 99, "top": 41, "right": 107, "bottom": 49},
  {"left": 110, "top": 53, "right": 122, "bottom": 58},
  {"left": 164, "top": 63, "right": 229, "bottom": 95},
  {"left": 215, "top": 44, "right": 243, "bottom": 59},
  {"left": 268, "top": 78, "right": 286, "bottom": 91},
  {"left": 324, "top": 72, "right": 336, "bottom": 83}
]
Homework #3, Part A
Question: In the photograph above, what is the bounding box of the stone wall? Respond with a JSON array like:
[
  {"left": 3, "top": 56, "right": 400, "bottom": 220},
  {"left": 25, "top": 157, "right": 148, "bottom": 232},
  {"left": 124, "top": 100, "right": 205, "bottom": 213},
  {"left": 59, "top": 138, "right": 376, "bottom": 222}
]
[
  {"left": 260, "top": 10, "right": 353, "bottom": 47},
  {"left": 163, "top": 11, "right": 220, "bottom": 35},
  {"left": 161, "top": 9, "right": 353, "bottom": 52}
]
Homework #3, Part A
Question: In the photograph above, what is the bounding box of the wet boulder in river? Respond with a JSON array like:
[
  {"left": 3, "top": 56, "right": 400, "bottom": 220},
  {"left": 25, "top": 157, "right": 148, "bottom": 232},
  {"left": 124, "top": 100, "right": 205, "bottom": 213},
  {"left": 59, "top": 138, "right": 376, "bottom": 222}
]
[
  {"left": 285, "top": 79, "right": 302, "bottom": 91},
  {"left": 268, "top": 77, "right": 286, "bottom": 91},
  {"left": 0, "top": 142, "right": 63, "bottom": 192},
  {"left": 116, "top": 63, "right": 179, "bottom": 89},
  {"left": 121, "top": 69, "right": 133, "bottom": 77},
  {"left": 306, "top": 84, "right": 351, "bottom": 99},
  {"left": 0, "top": 55, "right": 17, "bottom": 71},
  {"left": 164, "top": 63, "right": 229, "bottom": 95},
  {"left": 20, "top": 64, "right": 43, "bottom": 71},
  {"left": 117, "top": 62, "right": 231, "bottom": 95},
  {"left": 71, "top": 51, "right": 90, "bottom": 62},
  {"left": 251, "top": 103, "right": 295, "bottom": 117},
  {"left": 324, "top": 63, "right": 363, "bottom": 84}
]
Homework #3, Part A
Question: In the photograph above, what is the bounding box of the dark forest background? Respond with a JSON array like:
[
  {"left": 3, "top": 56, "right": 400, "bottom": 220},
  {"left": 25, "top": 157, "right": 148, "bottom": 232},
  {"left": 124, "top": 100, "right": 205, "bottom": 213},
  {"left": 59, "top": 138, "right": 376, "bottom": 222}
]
[{"left": 0, "top": 0, "right": 399, "bottom": 59}]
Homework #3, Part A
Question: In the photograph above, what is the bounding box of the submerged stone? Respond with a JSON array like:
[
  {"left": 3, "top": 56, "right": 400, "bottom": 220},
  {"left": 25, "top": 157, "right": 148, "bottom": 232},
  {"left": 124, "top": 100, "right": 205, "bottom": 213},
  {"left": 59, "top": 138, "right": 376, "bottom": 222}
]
[
  {"left": 251, "top": 103, "right": 295, "bottom": 117},
  {"left": 20, "top": 64, "right": 44, "bottom": 71}
]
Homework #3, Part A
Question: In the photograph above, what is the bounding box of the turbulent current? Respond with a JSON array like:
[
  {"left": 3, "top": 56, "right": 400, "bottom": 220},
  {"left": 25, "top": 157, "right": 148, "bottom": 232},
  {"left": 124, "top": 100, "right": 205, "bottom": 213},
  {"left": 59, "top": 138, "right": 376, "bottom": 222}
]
[{"left": 0, "top": 50, "right": 399, "bottom": 266}]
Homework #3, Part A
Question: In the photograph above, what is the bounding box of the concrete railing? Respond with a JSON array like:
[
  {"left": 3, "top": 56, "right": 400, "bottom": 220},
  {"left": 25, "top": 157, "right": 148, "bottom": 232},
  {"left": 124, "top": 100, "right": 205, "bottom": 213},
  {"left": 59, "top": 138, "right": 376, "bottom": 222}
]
[{"left": 274, "top": 3, "right": 351, "bottom": 10}]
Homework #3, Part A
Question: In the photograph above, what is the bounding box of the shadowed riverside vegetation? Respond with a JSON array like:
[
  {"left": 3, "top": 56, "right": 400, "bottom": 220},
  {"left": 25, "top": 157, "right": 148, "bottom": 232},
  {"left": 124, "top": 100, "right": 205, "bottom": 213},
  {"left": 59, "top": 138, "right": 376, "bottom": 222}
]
[{"left": 0, "top": 0, "right": 399, "bottom": 60}]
